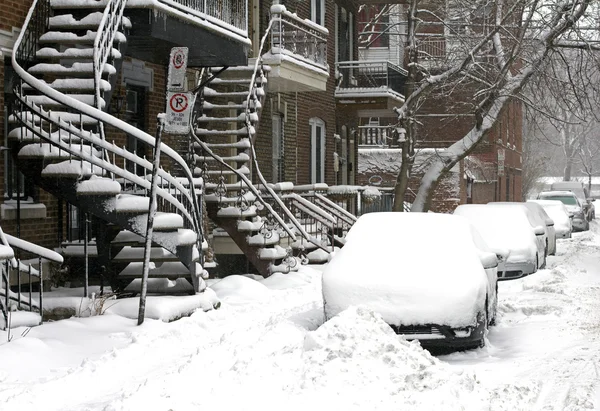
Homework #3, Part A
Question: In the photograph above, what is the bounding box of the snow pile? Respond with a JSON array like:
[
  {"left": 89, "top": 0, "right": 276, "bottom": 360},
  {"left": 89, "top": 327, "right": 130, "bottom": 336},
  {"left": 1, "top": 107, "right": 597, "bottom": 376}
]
[{"left": 298, "top": 306, "right": 485, "bottom": 410}]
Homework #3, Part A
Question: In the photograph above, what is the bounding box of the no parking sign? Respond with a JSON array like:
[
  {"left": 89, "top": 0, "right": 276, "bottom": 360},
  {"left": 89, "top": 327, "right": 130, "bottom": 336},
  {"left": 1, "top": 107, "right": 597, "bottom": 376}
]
[{"left": 164, "top": 91, "right": 196, "bottom": 134}]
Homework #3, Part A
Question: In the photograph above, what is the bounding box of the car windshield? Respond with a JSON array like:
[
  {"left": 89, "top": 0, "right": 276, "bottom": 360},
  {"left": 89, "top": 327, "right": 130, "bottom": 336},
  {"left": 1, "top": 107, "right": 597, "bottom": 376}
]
[{"left": 541, "top": 195, "right": 577, "bottom": 205}]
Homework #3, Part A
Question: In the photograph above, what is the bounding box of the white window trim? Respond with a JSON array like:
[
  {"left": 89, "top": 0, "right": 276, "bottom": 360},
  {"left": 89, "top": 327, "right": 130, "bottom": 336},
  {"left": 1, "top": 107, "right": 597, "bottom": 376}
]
[
  {"left": 311, "top": 0, "right": 325, "bottom": 27},
  {"left": 310, "top": 117, "right": 326, "bottom": 184}
]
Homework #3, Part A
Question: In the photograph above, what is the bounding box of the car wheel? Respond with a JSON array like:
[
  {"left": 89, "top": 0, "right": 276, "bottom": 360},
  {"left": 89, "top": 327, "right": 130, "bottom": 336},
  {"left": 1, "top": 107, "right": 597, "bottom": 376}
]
[
  {"left": 489, "top": 285, "right": 498, "bottom": 326},
  {"left": 477, "top": 308, "right": 488, "bottom": 348},
  {"left": 533, "top": 254, "right": 538, "bottom": 273}
]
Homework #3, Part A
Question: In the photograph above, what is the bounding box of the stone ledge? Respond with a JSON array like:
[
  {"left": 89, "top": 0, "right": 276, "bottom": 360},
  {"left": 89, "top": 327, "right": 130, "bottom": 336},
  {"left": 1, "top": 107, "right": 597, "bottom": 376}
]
[{"left": 1, "top": 202, "right": 47, "bottom": 220}]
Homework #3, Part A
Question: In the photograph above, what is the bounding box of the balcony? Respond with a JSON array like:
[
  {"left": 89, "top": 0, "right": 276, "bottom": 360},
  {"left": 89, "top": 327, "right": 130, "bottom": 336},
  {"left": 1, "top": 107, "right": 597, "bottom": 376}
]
[
  {"left": 335, "top": 60, "right": 407, "bottom": 116},
  {"left": 124, "top": 0, "right": 250, "bottom": 66},
  {"left": 260, "top": 5, "right": 329, "bottom": 93},
  {"left": 358, "top": 124, "right": 404, "bottom": 148}
]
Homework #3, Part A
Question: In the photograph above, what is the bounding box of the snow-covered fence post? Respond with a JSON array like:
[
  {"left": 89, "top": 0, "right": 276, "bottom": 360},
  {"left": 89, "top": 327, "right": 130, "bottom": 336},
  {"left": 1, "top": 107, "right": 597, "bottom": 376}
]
[{"left": 138, "top": 115, "right": 164, "bottom": 326}]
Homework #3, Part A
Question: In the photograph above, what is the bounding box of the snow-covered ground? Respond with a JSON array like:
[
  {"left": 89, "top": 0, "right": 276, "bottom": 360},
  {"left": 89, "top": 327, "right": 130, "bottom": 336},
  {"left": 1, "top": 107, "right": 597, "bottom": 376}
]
[{"left": 1, "top": 223, "right": 599, "bottom": 410}]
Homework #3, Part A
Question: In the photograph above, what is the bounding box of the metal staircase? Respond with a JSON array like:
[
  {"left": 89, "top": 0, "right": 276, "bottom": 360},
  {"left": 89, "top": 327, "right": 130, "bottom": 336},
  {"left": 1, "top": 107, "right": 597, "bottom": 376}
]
[
  {"left": 10, "top": 0, "right": 206, "bottom": 294},
  {"left": 10, "top": 0, "right": 357, "bottom": 289}
]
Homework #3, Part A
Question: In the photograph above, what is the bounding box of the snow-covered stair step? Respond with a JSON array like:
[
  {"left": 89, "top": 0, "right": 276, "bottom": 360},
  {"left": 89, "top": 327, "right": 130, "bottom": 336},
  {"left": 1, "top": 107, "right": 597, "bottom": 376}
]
[
  {"left": 37, "top": 46, "right": 121, "bottom": 60},
  {"left": 202, "top": 100, "right": 261, "bottom": 110},
  {"left": 194, "top": 153, "right": 250, "bottom": 163},
  {"left": 112, "top": 228, "right": 198, "bottom": 247},
  {"left": 39, "top": 30, "right": 126, "bottom": 45},
  {"left": 197, "top": 112, "right": 258, "bottom": 123},
  {"left": 9, "top": 126, "right": 86, "bottom": 142},
  {"left": 112, "top": 246, "right": 179, "bottom": 262},
  {"left": 19, "top": 143, "right": 101, "bottom": 159},
  {"left": 306, "top": 248, "right": 331, "bottom": 263},
  {"left": 129, "top": 212, "right": 185, "bottom": 232},
  {"left": 76, "top": 176, "right": 121, "bottom": 195},
  {"left": 204, "top": 181, "right": 252, "bottom": 191},
  {"left": 271, "top": 258, "right": 301, "bottom": 273},
  {"left": 24, "top": 94, "right": 105, "bottom": 110},
  {"left": 203, "top": 87, "right": 256, "bottom": 98},
  {"left": 9, "top": 111, "right": 99, "bottom": 126},
  {"left": 114, "top": 194, "right": 149, "bottom": 212},
  {"left": 194, "top": 138, "right": 252, "bottom": 150},
  {"left": 249, "top": 231, "right": 281, "bottom": 247},
  {"left": 29, "top": 62, "right": 116, "bottom": 76},
  {"left": 123, "top": 278, "right": 195, "bottom": 294},
  {"left": 204, "top": 192, "right": 257, "bottom": 205},
  {"left": 48, "top": 12, "right": 132, "bottom": 30},
  {"left": 237, "top": 218, "right": 264, "bottom": 232},
  {"left": 210, "top": 77, "right": 267, "bottom": 85},
  {"left": 216, "top": 205, "right": 258, "bottom": 218},
  {"left": 118, "top": 261, "right": 192, "bottom": 278},
  {"left": 258, "top": 245, "right": 287, "bottom": 260},
  {"left": 195, "top": 126, "right": 254, "bottom": 136},
  {"left": 23, "top": 78, "right": 111, "bottom": 92},
  {"left": 41, "top": 160, "right": 106, "bottom": 178},
  {"left": 196, "top": 166, "right": 250, "bottom": 176},
  {"left": 3, "top": 311, "right": 41, "bottom": 329},
  {"left": 50, "top": 0, "right": 109, "bottom": 8},
  {"left": 290, "top": 239, "right": 319, "bottom": 251}
]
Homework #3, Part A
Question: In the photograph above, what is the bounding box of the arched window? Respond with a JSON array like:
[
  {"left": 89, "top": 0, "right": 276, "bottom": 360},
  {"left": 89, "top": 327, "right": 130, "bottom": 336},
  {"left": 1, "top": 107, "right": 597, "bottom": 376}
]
[{"left": 309, "top": 117, "right": 326, "bottom": 183}]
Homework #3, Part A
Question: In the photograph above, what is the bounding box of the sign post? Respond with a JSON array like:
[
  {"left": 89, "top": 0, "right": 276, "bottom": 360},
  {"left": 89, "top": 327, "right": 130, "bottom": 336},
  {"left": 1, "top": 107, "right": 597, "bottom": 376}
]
[{"left": 497, "top": 148, "right": 505, "bottom": 177}]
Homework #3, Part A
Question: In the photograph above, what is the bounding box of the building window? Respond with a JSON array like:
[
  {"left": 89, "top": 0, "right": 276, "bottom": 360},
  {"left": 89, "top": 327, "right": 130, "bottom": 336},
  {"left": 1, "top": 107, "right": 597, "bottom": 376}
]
[
  {"left": 272, "top": 113, "right": 284, "bottom": 183},
  {"left": 311, "top": 0, "right": 325, "bottom": 26},
  {"left": 358, "top": 5, "right": 390, "bottom": 48},
  {"left": 4, "top": 61, "right": 34, "bottom": 201},
  {"left": 310, "top": 117, "right": 326, "bottom": 183}
]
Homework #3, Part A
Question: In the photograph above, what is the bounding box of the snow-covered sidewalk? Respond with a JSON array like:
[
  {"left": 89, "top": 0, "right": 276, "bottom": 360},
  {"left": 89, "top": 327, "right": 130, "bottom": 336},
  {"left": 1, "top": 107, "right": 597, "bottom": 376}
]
[{"left": 0, "top": 223, "right": 599, "bottom": 410}]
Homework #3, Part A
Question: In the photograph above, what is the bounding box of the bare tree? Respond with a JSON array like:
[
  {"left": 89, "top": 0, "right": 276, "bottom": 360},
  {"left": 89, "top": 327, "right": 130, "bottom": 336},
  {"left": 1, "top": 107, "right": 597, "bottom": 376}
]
[
  {"left": 577, "top": 126, "right": 600, "bottom": 194},
  {"left": 387, "top": 0, "right": 600, "bottom": 211}
]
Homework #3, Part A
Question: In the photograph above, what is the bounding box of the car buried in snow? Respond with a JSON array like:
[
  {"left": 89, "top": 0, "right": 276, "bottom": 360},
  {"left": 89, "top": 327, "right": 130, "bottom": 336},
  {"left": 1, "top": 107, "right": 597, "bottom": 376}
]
[
  {"left": 528, "top": 199, "right": 573, "bottom": 239},
  {"left": 537, "top": 190, "right": 589, "bottom": 232},
  {"left": 322, "top": 212, "right": 499, "bottom": 350},
  {"left": 454, "top": 204, "right": 546, "bottom": 279}
]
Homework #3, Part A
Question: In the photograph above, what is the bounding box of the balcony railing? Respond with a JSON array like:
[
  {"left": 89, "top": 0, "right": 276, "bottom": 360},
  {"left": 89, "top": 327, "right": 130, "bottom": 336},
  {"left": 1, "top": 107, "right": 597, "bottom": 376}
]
[
  {"left": 336, "top": 60, "right": 407, "bottom": 97},
  {"left": 160, "top": 0, "right": 248, "bottom": 35},
  {"left": 358, "top": 125, "right": 404, "bottom": 148},
  {"left": 268, "top": 5, "right": 328, "bottom": 71},
  {"left": 416, "top": 36, "right": 446, "bottom": 60}
]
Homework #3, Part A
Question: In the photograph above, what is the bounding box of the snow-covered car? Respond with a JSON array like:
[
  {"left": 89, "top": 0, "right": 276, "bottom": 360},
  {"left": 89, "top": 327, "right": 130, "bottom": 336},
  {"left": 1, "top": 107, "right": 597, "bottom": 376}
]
[
  {"left": 322, "top": 212, "right": 498, "bottom": 350},
  {"left": 454, "top": 204, "right": 545, "bottom": 279},
  {"left": 537, "top": 190, "right": 589, "bottom": 231},
  {"left": 488, "top": 202, "right": 556, "bottom": 256},
  {"left": 550, "top": 181, "right": 595, "bottom": 221},
  {"left": 528, "top": 199, "right": 573, "bottom": 239}
]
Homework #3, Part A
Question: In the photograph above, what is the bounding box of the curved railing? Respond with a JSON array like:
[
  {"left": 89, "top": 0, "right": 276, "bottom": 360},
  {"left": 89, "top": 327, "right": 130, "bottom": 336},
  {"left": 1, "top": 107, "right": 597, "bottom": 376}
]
[{"left": 12, "top": 0, "right": 203, "bottom": 246}]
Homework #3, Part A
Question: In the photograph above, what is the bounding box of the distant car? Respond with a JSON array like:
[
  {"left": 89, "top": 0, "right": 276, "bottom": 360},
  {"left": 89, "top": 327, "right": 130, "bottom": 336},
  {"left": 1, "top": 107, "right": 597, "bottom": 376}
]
[
  {"left": 528, "top": 199, "right": 573, "bottom": 239},
  {"left": 537, "top": 190, "right": 589, "bottom": 231},
  {"left": 322, "top": 212, "right": 499, "bottom": 350},
  {"left": 454, "top": 204, "right": 546, "bottom": 279},
  {"left": 488, "top": 202, "right": 556, "bottom": 256},
  {"left": 550, "top": 181, "right": 595, "bottom": 221}
]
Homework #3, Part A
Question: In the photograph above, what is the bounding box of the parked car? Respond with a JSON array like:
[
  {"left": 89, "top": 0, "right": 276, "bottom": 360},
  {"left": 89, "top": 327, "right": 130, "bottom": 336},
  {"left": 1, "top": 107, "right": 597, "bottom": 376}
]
[
  {"left": 322, "top": 212, "right": 499, "bottom": 350},
  {"left": 537, "top": 190, "right": 589, "bottom": 231},
  {"left": 550, "top": 181, "right": 595, "bottom": 221},
  {"left": 488, "top": 202, "right": 556, "bottom": 256},
  {"left": 528, "top": 199, "right": 573, "bottom": 239},
  {"left": 454, "top": 204, "right": 546, "bottom": 279}
]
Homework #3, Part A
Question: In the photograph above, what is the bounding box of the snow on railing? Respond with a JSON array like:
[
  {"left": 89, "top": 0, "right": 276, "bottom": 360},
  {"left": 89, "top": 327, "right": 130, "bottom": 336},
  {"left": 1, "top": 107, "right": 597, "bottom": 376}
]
[
  {"left": 242, "top": 17, "right": 330, "bottom": 254},
  {"left": 336, "top": 60, "right": 407, "bottom": 97},
  {"left": 269, "top": 4, "right": 328, "bottom": 71},
  {"left": 159, "top": 0, "right": 248, "bottom": 36},
  {"left": 93, "top": 0, "right": 127, "bottom": 110},
  {"left": 13, "top": 0, "right": 203, "bottom": 242}
]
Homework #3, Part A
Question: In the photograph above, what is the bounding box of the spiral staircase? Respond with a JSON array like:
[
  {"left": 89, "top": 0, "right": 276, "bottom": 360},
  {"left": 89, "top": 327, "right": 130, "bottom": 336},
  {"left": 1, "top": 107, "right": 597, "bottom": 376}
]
[{"left": 8, "top": 0, "right": 355, "bottom": 296}]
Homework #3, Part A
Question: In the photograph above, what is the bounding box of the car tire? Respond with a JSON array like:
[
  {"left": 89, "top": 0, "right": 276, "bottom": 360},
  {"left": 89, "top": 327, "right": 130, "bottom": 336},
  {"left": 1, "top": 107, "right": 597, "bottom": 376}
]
[
  {"left": 489, "top": 284, "right": 498, "bottom": 326},
  {"left": 477, "top": 308, "right": 488, "bottom": 348},
  {"left": 533, "top": 254, "right": 539, "bottom": 273}
]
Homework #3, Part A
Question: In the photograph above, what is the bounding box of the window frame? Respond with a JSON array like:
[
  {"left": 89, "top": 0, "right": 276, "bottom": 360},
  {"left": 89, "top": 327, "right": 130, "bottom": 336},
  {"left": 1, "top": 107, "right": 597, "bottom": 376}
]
[
  {"left": 309, "top": 117, "right": 326, "bottom": 184},
  {"left": 311, "top": 0, "right": 325, "bottom": 27}
]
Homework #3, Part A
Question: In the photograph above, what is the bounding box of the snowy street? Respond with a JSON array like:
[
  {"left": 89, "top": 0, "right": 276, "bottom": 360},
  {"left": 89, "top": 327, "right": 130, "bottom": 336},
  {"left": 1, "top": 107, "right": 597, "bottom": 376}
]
[{"left": 1, "top": 224, "right": 599, "bottom": 410}]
